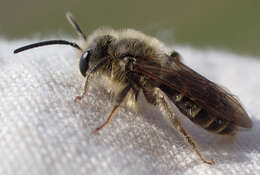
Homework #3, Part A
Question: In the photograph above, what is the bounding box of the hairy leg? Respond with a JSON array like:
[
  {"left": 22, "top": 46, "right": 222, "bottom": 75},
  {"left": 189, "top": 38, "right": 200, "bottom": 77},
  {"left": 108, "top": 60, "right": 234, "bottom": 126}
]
[
  {"left": 93, "top": 85, "right": 132, "bottom": 133},
  {"left": 144, "top": 87, "right": 214, "bottom": 165},
  {"left": 74, "top": 75, "right": 92, "bottom": 101},
  {"left": 75, "top": 58, "right": 107, "bottom": 101}
]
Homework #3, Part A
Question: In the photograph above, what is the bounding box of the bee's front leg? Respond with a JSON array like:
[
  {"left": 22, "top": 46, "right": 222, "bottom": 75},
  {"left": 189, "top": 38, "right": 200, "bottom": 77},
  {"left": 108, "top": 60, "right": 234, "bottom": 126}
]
[
  {"left": 75, "top": 58, "right": 107, "bottom": 101},
  {"left": 74, "top": 76, "right": 91, "bottom": 101}
]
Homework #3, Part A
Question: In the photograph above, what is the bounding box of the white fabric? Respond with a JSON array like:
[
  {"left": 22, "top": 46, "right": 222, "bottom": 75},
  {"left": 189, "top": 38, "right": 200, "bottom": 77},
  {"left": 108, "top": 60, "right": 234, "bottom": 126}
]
[{"left": 0, "top": 38, "right": 259, "bottom": 175}]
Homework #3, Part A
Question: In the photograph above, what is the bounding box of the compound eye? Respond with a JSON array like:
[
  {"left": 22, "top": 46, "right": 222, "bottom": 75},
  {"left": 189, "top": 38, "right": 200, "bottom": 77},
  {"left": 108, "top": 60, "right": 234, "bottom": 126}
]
[{"left": 79, "top": 49, "right": 92, "bottom": 77}]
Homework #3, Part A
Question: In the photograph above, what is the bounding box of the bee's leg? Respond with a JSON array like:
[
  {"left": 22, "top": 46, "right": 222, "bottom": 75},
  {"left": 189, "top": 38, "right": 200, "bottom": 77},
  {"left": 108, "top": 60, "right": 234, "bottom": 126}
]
[
  {"left": 144, "top": 87, "right": 215, "bottom": 165},
  {"left": 74, "top": 75, "right": 92, "bottom": 101},
  {"left": 93, "top": 85, "right": 132, "bottom": 134},
  {"left": 75, "top": 58, "right": 106, "bottom": 101}
]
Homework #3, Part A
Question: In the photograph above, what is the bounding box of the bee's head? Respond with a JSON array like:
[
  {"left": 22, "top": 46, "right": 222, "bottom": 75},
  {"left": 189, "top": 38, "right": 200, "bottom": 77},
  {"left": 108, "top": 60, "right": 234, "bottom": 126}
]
[{"left": 79, "top": 34, "right": 114, "bottom": 76}]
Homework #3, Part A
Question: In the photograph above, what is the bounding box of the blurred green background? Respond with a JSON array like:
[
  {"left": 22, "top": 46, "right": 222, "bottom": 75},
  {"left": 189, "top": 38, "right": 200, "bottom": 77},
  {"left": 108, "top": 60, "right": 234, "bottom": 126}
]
[{"left": 1, "top": 0, "right": 259, "bottom": 56}]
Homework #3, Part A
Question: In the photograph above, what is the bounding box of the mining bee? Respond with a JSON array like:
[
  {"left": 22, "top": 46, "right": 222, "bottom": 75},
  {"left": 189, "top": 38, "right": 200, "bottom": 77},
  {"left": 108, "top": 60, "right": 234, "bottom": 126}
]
[{"left": 14, "top": 12, "right": 252, "bottom": 165}]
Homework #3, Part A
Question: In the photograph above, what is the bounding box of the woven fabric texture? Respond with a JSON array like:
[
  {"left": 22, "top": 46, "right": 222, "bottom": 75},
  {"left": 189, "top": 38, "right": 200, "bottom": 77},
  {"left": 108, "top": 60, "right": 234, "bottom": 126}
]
[{"left": 0, "top": 38, "right": 259, "bottom": 175}]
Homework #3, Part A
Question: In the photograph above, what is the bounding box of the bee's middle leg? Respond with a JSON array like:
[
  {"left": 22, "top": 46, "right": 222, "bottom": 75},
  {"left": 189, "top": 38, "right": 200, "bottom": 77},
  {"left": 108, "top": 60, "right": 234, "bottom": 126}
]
[{"left": 93, "top": 85, "right": 132, "bottom": 134}]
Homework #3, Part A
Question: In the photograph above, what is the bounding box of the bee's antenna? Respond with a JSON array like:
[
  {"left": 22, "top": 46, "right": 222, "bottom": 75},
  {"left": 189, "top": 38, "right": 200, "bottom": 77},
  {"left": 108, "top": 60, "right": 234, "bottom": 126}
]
[
  {"left": 66, "top": 12, "right": 87, "bottom": 40},
  {"left": 14, "top": 40, "right": 82, "bottom": 54}
]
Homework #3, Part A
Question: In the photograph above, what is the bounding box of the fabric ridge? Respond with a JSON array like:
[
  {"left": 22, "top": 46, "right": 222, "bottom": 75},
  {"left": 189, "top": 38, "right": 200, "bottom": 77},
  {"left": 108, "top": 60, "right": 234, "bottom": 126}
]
[{"left": 0, "top": 39, "right": 259, "bottom": 175}]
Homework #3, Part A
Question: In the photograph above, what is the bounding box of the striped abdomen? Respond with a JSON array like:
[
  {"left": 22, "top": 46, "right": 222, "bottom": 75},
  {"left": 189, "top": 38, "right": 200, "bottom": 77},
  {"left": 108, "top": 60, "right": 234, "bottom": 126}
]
[{"left": 160, "top": 85, "right": 237, "bottom": 135}]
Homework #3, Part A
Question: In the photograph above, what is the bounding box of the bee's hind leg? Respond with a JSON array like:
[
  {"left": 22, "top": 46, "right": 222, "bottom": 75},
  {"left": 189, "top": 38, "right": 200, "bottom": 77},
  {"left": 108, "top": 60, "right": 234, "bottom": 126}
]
[
  {"left": 93, "top": 85, "right": 132, "bottom": 134},
  {"left": 143, "top": 87, "right": 215, "bottom": 165}
]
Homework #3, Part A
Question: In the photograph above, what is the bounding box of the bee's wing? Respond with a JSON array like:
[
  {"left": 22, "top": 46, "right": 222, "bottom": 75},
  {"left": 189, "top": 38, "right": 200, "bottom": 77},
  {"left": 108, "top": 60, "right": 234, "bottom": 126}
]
[{"left": 134, "top": 55, "right": 252, "bottom": 128}]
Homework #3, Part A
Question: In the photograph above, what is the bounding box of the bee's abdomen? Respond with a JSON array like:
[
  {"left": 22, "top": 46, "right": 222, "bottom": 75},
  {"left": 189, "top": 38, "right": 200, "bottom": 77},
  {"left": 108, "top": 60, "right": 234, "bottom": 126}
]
[
  {"left": 189, "top": 108, "right": 237, "bottom": 135},
  {"left": 160, "top": 85, "right": 237, "bottom": 135},
  {"left": 174, "top": 94, "right": 237, "bottom": 135}
]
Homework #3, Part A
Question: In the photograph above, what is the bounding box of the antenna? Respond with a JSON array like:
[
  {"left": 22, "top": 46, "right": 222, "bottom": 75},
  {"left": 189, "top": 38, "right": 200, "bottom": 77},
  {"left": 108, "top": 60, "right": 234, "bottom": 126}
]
[
  {"left": 14, "top": 40, "right": 82, "bottom": 54},
  {"left": 66, "top": 12, "right": 87, "bottom": 40}
]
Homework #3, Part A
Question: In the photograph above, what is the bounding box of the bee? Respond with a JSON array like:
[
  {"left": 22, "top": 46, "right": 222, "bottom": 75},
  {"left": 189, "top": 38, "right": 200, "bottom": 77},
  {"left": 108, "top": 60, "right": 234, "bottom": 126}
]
[{"left": 14, "top": 12, "right": 252, "bottom": 165}]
